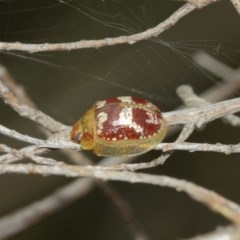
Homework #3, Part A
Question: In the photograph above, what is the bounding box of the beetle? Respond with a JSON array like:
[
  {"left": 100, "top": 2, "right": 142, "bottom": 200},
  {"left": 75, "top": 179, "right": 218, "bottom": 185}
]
[{"left": 71, "top": 96, "right": 167, "bottom": 156}]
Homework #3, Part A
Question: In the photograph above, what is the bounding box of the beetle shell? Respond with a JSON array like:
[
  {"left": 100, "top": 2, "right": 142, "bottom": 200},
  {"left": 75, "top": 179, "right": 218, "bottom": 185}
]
[{"left": 71, "top": 96, "right": 167, "bottom": 156}]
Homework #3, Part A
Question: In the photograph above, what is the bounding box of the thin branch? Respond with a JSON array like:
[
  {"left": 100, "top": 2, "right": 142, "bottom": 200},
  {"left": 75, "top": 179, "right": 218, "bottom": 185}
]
[
  {"left": 0, "top": 65, "right": 36, "bottom": 107},
  {"left": 177, "top": 85, "right": 240, "bottom": 127},
  {"left": 0, "top": 2, "right": 214, "bottom": 53},
  {"left": 0, "top": 123, "right": 76, "bottom": 149},
  {"left": 0, "top": 80, "right": 66, "bottom": 133},
  {"left": 0, "top": 163, "right": 240, "bottom": 226},
  {"left": 164, "top": 97, "right": 240, "bottom": 127},
  {"left": 159, "top": 142, "right": 240, "bottom": 154},
  {"left": 0, "top": 145, "right": 49, "bottom": 163}
]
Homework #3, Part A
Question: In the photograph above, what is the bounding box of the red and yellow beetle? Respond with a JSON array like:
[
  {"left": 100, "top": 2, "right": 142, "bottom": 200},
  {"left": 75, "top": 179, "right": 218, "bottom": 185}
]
[{"left": 71, "top": 96, "right": 167, "bottom": 156}]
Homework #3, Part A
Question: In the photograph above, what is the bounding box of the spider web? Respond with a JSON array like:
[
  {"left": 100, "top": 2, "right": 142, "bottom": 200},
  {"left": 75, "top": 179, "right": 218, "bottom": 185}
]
[{"left": 0, "top": 0, "right": 239, "bottom": 122}]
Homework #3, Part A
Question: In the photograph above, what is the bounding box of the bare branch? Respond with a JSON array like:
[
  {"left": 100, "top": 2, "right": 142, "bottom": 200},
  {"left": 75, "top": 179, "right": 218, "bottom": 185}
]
[
  {"left": 177, "top": 85, "right": 240, "bottom": 127},
  {"left": 0, "top": 65, "right": 36, "bottom": 107},
  {"left": 158, "top": 142, "right": 240, "bottom": 154},
  {"left": 0, "top": 80, "right": 66, "bottom": 133},
  {"left": 0, "top": 2, "right": 213, "bottom": 53},
  {"left": 0, "top": 163, "right": 239, "bottom": 225},
  {"left": 164, "top": 97, "right": 240, "bottom": 127}
]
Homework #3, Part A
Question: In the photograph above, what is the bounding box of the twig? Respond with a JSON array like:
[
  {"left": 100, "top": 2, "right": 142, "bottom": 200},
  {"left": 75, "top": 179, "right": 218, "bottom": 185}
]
[
  {"left": 0, "top": 65, "right": 36, "bottom": 107},
  {"left": 0, "top": 144, "right": 57, "bottom": 165},
  {"left": 0, "top": 145, "right": 49, "bottom": 163},
  {"left": 0, "top": 2, "right": 214, "bottom": 53},
  {"left": 0, "top": 123, "right": 76, "bottom": 149},
  {"left": 2, "top": 140, "right": 240, "bottom": 174},
  {"left": 0, "top": 163, "right": 240, "bottom": 225},
  {"left": 0, "top": 80, "right": 66, "bottom": 133},
  {"left": 177, "top": 85, "right": 240, "bottom": 126},
  {"left": 164, "top": 97, "right": 240, "bottom": 127},
  {"left": 158, "top": 142, "right": 240, "bottom": 154}
]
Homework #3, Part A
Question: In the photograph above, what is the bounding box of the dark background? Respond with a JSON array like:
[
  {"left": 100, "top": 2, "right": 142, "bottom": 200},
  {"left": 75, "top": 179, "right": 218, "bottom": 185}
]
[{"left": 0, "top": 0, "right": 240, "bottom": 239}]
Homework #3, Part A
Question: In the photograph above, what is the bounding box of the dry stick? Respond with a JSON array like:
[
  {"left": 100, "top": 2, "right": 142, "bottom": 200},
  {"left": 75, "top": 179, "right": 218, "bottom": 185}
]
[
  {"left": 0, "top": 145, "right": 48, "bottom": 163},
  {"left": 0, "top": 65, "right": 36, "bottom": 107},
  {"left": 163, "top": 97, "right": 240, "bottom": 127},
  {"left": 2, "top": 140, "right": 240, "bottom": 174},
  {"left": 0, "top": 163, "right": 240, "bottom": 226},
  {"left": 0, "top": 123, "right": 76, "bottom": 149},
  {"left": 159, "top": 141, "right": 240, "bottom": 153},
  {"left": 0, "top": 3, "right": 200, "bottom": 53},
  {"left": 177, "top": 85, "right": 240, "bottom": 126},
  {"left": 0, "top": 144, "right": 58, "bottom": 165},
  {"left": 0, "top": 80, "right": 66, "bottom": 133}
]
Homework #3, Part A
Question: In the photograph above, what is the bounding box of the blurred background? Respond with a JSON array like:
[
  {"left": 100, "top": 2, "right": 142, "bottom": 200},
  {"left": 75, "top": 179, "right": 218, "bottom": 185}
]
[{"left": 0, "top": 0, "right": 240, "bottom": 239}]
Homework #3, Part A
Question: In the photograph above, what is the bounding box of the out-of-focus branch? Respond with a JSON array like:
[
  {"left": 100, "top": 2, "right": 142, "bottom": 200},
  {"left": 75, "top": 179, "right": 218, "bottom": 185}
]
[
  {"left": 184, "top": 225, "right": 240, "bottom": 240},
  {"left": 230, "top": 0, "right": 240, "bottom": 14},
  {"left": 193, "top": 52, "right": 240, "bottom": 102}
]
